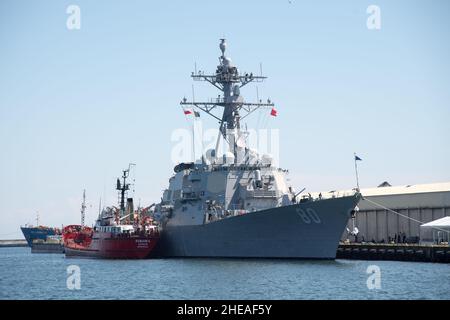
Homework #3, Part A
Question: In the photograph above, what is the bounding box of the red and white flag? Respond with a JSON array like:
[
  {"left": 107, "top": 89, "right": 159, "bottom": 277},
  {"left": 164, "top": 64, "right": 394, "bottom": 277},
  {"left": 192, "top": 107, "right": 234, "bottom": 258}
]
[{"left": 270, "top": 107, "right": 277, "bottom": 117}]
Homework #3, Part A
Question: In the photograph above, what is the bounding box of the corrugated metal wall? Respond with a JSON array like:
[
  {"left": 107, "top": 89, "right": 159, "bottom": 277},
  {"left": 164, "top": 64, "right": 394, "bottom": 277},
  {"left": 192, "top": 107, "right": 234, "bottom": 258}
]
[{"left": 341, "top": 191, "right": 450, "bottom": 242}]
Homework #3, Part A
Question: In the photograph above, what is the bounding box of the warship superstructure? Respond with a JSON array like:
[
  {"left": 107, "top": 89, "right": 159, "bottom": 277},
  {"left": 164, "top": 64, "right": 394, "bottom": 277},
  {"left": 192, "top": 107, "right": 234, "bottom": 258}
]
[{"left": 153, "top": 40, "right": 360, "bottom": 259}]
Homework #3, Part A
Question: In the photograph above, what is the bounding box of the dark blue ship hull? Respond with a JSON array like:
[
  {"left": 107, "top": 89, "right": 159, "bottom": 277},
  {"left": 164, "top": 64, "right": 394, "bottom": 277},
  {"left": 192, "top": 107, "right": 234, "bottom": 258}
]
[{"left": 20, "top": 227, "right": 57, "bottom": 247}]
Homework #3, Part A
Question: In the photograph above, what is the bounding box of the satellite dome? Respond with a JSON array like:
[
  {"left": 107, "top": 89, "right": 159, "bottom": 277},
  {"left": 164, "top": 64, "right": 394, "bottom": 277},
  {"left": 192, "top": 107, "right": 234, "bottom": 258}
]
[
  {"left": 246, "top": 148, "right": 259, "bottom": 164},
  {"left": 261, "top": 154, "right": 273, "bottom": 165}
]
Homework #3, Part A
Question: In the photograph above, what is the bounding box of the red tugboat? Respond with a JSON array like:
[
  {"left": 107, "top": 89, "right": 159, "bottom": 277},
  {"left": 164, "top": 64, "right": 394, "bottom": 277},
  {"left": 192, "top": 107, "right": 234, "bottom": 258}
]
[{"left": 63, "top": 165, "right": 160, "bottom": 259}]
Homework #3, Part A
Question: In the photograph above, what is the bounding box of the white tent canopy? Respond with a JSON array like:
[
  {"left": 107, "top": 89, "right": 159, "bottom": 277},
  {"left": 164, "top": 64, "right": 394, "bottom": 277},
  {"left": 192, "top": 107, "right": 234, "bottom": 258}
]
[
  {"left": 421, "top": 216, "right": 450, "bottom": 227},
  {"left": 420, "top": 217, "right": 450, "bottom": 245}
]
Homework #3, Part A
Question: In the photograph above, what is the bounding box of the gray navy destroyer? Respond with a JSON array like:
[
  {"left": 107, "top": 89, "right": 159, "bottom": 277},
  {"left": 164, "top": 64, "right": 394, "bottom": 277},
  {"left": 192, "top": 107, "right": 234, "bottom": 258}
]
[{"left": 153, "top": 40, "right": 361, "bottom": 259}]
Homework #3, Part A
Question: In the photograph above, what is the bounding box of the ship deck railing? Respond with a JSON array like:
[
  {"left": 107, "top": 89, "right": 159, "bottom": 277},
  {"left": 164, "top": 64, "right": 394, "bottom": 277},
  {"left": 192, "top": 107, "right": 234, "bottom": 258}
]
[{"left": 300, "top": 191, "right": 358, "bottom": 202}]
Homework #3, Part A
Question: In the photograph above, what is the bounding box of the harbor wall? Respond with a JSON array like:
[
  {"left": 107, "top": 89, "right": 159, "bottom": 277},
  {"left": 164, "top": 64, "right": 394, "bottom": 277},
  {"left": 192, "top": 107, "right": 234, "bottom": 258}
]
[
  {"left": 337, "top": 243, "right": 450, "bottom": 263},
  {"left": 0, "top": 239, "right": 28, "bottom": 247}
]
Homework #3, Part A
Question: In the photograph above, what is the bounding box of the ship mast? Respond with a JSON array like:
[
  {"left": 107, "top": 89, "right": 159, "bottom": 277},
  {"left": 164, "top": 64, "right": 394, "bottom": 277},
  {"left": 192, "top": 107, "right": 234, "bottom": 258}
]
[
  {"left": 80, "top": 189, "right": 86, "bottom": 226},
  {"left": 180, "top": 39, "right": 274, "bottom": 163},
  {"left": 116, "top": 163, "right": 135, "bottom": 217}
]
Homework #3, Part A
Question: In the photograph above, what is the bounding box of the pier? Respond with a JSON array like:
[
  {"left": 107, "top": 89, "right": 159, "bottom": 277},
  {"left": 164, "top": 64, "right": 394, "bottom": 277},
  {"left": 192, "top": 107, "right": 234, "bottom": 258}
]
[
  {"left": 337, "top": 243, "right": 450, "bottom": 263},
  {"left": 0, "top": 239, "right": 27, "bottom": 247}
]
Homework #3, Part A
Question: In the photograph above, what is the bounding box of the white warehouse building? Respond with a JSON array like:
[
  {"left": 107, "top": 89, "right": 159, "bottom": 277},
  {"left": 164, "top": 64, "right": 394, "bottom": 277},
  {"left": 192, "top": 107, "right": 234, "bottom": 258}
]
[
  {"left": 341, "top": 182, "right": 450, "bottom": 243},
  {"left": 313, "top": 182, "right": 450, "bottom": 243}
]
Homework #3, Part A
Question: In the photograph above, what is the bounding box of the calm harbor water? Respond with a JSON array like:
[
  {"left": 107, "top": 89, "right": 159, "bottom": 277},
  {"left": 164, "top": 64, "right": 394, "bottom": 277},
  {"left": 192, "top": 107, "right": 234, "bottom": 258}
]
[{"left": 0, "top": 247, "right": 449, "bottom": 300}]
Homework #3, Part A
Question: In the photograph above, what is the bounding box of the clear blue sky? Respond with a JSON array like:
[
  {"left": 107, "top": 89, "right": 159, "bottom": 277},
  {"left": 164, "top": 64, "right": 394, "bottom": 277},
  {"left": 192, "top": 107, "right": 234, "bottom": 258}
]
[{"left": 1, "top": 0, "right": 449, "bottom": 238}]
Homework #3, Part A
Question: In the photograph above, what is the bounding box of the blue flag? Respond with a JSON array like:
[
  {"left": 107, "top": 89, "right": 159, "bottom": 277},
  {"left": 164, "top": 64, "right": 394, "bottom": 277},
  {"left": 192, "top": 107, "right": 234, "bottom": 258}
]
[{"left": 355, "top": 155, "right": 362, "bottom": 161}]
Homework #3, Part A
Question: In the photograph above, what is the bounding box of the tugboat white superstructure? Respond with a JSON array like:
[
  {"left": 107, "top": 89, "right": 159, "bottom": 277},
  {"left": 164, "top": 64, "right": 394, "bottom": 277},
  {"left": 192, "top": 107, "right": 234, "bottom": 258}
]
[{"left": 153, "top": 40, "right": 360, "bottom": 258}]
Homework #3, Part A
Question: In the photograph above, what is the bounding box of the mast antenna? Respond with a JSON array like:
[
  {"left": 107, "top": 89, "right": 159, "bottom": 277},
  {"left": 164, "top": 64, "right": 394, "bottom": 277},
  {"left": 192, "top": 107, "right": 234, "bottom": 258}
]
[
  {"left": 116, "top": 163, "right": 136, "bottom": 217},
  {"left": 180, "top": 39, "right": 274, "bottom": 163},
  {"left": 81, "top": 189, "right": 86, "bottom": 226}
]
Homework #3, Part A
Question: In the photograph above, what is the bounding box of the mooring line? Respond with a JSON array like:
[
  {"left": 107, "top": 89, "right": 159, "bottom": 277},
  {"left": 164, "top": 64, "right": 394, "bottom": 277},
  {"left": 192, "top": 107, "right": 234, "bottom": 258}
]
[{"left": 362, "top": 196, "right": 449, "bottom": 234}]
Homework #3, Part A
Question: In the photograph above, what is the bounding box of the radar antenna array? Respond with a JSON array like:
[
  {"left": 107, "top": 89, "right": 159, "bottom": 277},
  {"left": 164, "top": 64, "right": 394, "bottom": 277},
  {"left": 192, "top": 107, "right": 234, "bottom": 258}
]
[{"left": 181, "top": 39, "right": 274, "bottom": 161}]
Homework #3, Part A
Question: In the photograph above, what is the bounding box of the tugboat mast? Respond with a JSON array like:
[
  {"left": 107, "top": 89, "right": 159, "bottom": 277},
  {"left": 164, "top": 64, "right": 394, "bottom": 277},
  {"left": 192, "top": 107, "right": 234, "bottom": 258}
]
[
  {"left": 180, "top": 39, "right": 274, "bottom": 163},
  {"left": 80, "top": 189, "right": 86, "bottom": 226},
  {"left": 116, "top": 163, "right": 135, "bottom": 217}
]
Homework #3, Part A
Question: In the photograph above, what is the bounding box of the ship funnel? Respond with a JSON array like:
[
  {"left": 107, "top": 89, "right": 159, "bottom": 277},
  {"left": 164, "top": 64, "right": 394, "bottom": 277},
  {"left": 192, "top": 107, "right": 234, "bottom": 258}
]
[{"left": 126, "top": 198, "right": 134, "bottom": 215}]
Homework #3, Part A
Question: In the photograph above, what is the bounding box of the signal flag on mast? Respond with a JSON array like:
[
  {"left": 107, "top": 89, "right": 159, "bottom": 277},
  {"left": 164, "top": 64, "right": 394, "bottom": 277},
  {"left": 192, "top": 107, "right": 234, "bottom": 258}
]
[
  {"left": 183, "top": 108, "right": 192, "bottom": 115},
  {"left": 270, "top": 107, "right": 278, "bottom": 117},
  {"left": 354, "top": 153, "right": 362, "bottom": 191}
]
